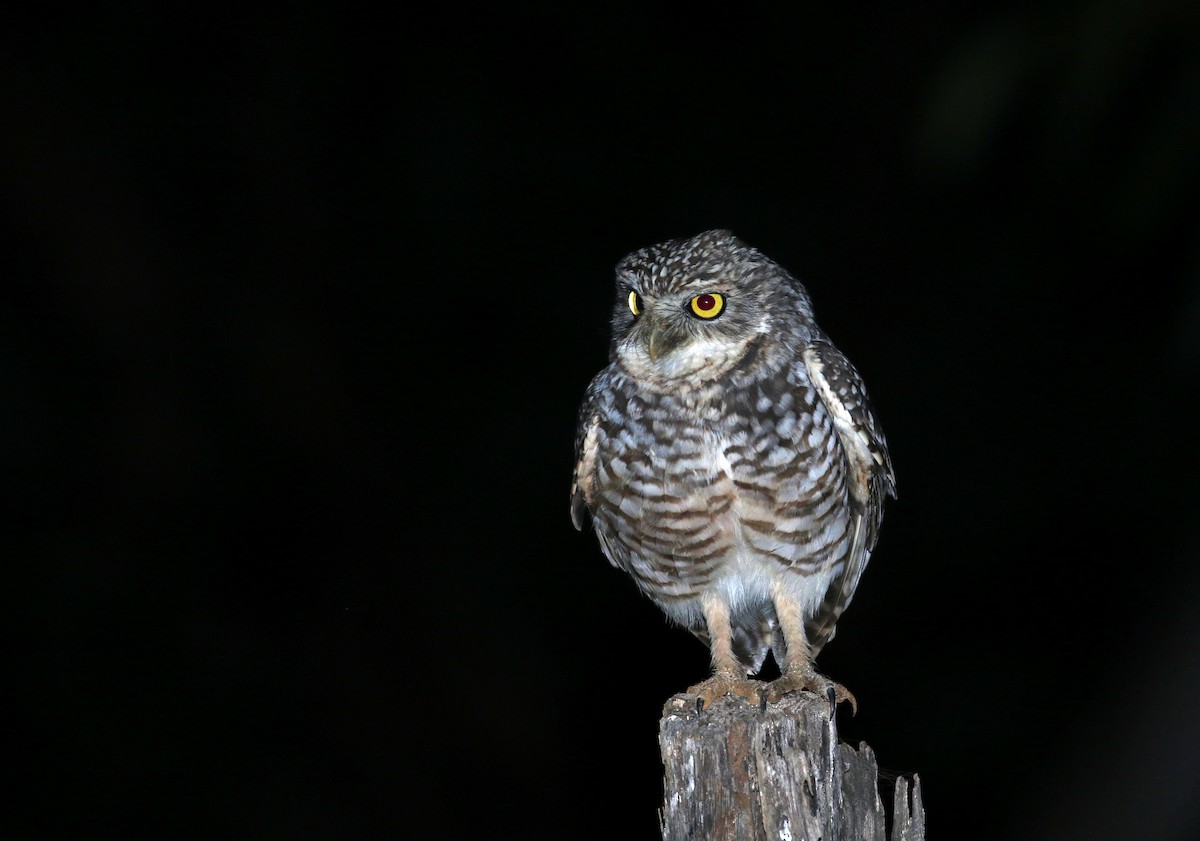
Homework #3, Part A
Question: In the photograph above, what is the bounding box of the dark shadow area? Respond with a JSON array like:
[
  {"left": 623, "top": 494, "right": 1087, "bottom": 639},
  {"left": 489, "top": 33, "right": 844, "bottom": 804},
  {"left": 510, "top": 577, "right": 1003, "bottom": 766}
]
[{"left": 6, "top": 3, "right": 1198, "bottom": 839}]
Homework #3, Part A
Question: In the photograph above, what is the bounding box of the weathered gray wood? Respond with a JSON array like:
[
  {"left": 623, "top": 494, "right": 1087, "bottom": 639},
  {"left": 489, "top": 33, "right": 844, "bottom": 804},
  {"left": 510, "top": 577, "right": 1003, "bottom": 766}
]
[
  {"left": 889, "top": 773, "right": 925, "bottom": 841},
  {"left": 659, "top": 691, "right": 924, "bottom": 841}
]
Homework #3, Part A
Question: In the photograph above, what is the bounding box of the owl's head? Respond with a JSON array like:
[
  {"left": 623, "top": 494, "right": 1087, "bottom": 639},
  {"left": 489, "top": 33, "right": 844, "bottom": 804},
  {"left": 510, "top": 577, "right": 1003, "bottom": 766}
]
[{"left": 609, "top": 229, "right": 813, "bottom": 384}]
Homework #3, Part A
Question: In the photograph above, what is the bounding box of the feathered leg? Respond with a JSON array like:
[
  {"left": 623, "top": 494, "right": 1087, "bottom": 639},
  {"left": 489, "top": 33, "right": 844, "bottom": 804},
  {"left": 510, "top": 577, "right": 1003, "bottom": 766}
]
[
  {"left": 686, "top": 592, "right": 765, "bottom": 709},
  {"left": 766, "top": 585, "right": 857, "bottom": 713}
]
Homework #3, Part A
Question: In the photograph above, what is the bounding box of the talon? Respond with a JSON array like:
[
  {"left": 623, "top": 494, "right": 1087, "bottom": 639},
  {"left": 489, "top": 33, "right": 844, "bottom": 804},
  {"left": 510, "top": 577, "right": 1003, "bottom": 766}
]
[
  {"left": 687, "top": 674, "right": 764, "bottom": 710},
  {"left": 766, "top": 669, "right": 858, "bottom": 714}
]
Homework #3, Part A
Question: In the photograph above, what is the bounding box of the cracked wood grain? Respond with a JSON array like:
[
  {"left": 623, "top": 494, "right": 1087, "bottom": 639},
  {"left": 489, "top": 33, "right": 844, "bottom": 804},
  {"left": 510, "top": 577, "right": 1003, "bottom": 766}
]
[{"left": 659, "top": 691, "right": 924, "bottom": 841}]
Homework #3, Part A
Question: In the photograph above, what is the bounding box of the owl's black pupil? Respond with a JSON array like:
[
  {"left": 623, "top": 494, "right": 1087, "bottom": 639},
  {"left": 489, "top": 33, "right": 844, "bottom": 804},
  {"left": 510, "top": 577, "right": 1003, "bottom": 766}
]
[{"left": 696, "top": 295, "right": 715, "bottom": 311}]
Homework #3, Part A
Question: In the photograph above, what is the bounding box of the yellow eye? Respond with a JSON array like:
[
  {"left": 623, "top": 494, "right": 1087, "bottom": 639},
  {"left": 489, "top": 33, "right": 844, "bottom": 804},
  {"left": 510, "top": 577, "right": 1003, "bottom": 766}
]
[
  {"left": 688, "top": 292, "right": 725, "bottom": 319},
  {"left": 628, "top": 290, "right": 642, "bottom": 316}
]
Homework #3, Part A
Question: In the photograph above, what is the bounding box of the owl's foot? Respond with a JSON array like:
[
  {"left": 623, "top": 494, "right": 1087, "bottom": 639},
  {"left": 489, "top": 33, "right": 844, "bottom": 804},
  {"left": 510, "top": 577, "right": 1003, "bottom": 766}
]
[
  {"left": 686, "top": 673, "right": 765, "bottom": 711},
  {"left": 766, "top": 668, "right": 858, "bottom": 715}
]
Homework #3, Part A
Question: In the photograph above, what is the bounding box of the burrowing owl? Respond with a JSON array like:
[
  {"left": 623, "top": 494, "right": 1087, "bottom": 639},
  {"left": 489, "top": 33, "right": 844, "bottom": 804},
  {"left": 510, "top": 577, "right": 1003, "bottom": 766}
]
[{"left": 571, "top": 230, "right": 895, "bottom": 710}]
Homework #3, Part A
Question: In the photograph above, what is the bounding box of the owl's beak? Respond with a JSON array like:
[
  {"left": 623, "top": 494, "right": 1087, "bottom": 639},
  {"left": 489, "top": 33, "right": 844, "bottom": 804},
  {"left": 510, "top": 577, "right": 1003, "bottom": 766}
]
[{"left": 646, "top": 324, "right": 686, "bottom": 362}]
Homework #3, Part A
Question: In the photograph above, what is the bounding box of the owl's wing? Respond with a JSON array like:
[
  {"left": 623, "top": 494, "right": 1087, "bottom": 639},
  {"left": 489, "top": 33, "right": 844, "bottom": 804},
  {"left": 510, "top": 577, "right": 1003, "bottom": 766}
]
[
  {"left": 570, "top": 377, "right": 603, "bottom": 532},
  {"left": 802, "top": 339, "right": 896, "bottom": 654}
]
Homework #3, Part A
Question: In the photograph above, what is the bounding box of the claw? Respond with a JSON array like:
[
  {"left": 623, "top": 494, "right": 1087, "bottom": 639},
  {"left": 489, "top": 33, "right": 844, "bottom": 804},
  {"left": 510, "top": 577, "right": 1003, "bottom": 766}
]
[
  {"left": 766, "top": 669, "right": 858, "bottom": 715},
  {"left": 687, "top": 674, "right": 765, "bottom": 710}
]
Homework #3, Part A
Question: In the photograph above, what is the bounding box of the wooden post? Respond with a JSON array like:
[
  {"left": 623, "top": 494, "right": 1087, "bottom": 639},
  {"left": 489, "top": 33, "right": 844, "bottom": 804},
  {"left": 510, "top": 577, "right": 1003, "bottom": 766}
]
[{"left": 659, "top": 691, "right": 924, "bottom": 841}]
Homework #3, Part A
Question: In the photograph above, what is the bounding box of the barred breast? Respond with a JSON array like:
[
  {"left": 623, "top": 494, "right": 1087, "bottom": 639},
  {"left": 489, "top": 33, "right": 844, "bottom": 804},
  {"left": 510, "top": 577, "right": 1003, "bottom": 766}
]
[{"left": 583, "top": 358, "right": 855, "bottom": 643}]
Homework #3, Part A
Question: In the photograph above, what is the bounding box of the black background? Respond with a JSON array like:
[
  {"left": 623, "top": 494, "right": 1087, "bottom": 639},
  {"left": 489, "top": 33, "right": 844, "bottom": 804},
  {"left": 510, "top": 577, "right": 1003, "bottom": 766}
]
[{"left": 7, "top": 3, "right": 1199, "bottom": 839}]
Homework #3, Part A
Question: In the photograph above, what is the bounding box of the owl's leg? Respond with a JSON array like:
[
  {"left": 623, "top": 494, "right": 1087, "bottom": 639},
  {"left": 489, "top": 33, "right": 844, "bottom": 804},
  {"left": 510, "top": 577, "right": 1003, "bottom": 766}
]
[
  {"left": 766, "top": 587, "right": 857, "bottom": 713},
  {"left": 686, "top": 593, "right": 764, "bottom": 710}
]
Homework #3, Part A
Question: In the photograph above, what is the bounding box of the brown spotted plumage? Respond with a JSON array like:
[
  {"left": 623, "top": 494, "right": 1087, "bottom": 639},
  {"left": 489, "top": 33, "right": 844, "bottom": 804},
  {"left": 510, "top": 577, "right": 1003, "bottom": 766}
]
[{"left": 571, "top": 230, "right": 895, "bottom": 710}]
